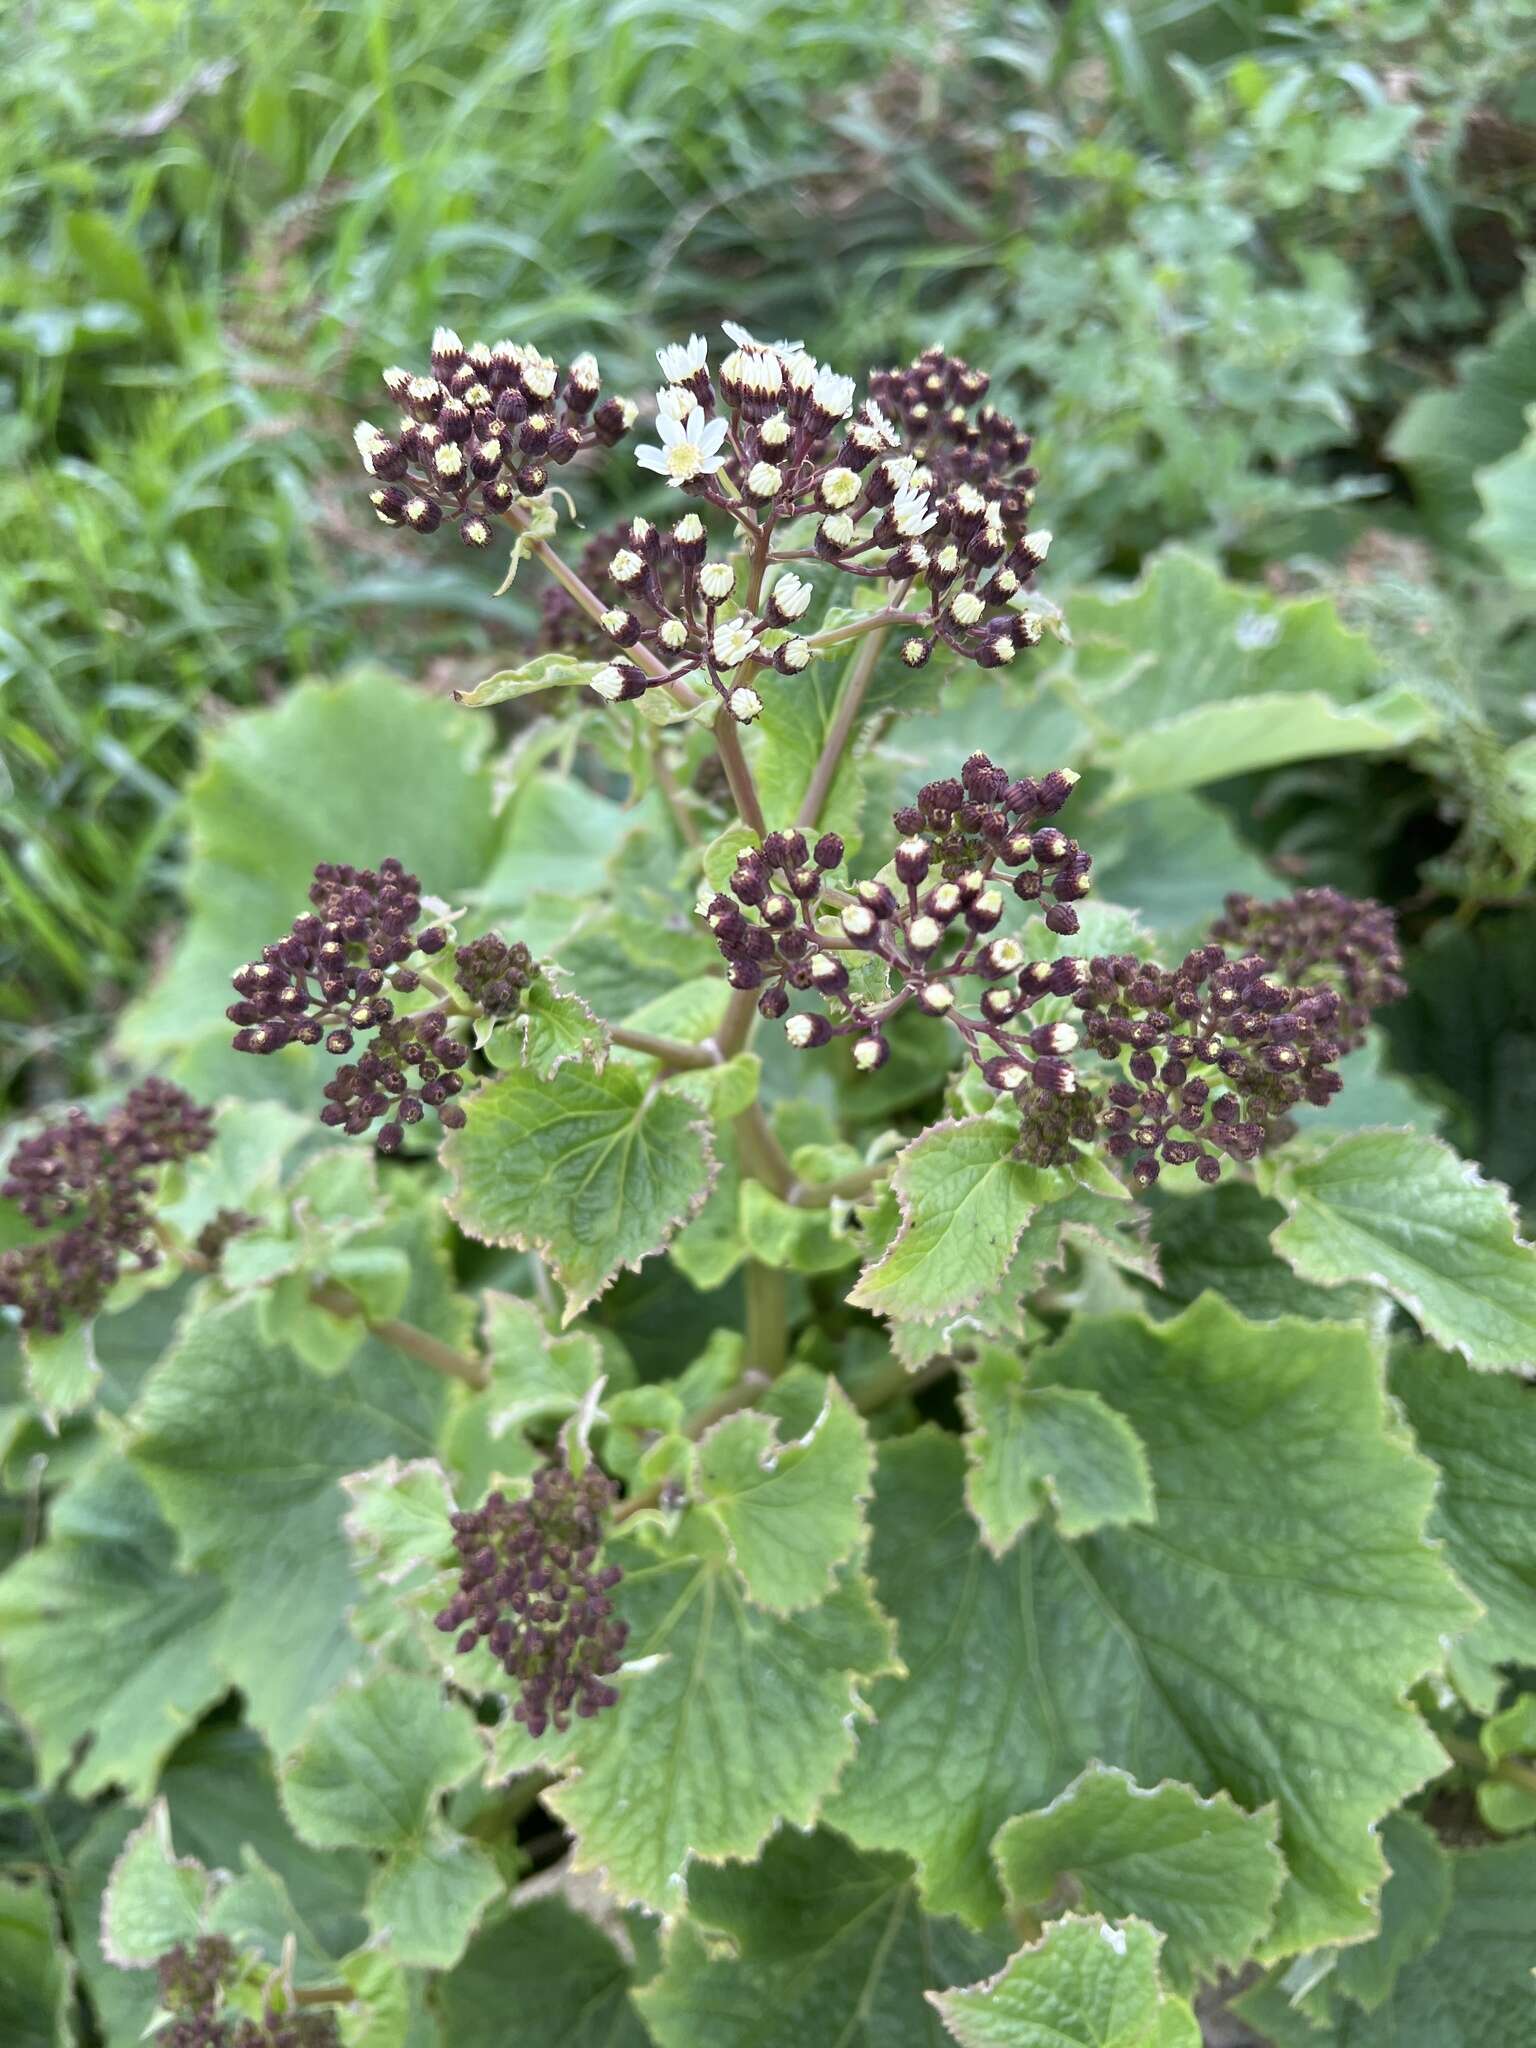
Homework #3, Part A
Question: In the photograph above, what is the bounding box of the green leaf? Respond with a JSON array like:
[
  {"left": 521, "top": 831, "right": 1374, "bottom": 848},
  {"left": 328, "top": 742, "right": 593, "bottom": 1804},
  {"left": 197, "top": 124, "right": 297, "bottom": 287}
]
[
  {"left": 849, "top": 1119, "right": 1063, "bottom": 1323},
  {"left": 0, "top": 1456, "right": 226, "bottom": 1800},
  {"left": 454, "top": 650, "right": 606, "bottom": 708},
  {"left": 280, "top": 1667, "right": 499, "bottom": 1969},
  {"left": 961, "top": 1351, "right": 1154, "bottom": 1553},
  {"left": 128, "top": 1284, "right": 448, "bottom": 1754},
  {"left": 100, "top": 1801, "right": 212, "bottom": 1966},
  {"left": 1478, "top": 1695, "right": 1536, "bottom": 1835},
  {"left": 479, "top": 1292, "right": 608, "bottom": 1436},
  {"left": 1063, "top": 550, "right": 1431, "bottom": 801},
  {"left": 637, "top": 1827, "right": 1006, "bottom": 2048},
  {"left": 443, "top": 1062, "right": 716, "bottom": 1323},
  {"left": 341, "top": 1457, "right": 455, "bottom": 1591},
  {"left": 0, "top": 1879, "right": 71, "bottom": 2048},
  {"left": 435, "top": 1898, "right": 652, "bottom": 2047},
  {"left": 749, "top": 657, "right": 863, "bottom": 844},
  {"left": 1311, "top": 1841, "right": 1536, "bottom": 2045},
  {"left": 1330, "top": 1812, "right": 1452, "bottom": 2012},
  {"left": 739, "top": 1178, "right": 862, "bottom": 1273},
  {"left": 1088, "top": 792, "right": 1276, "bottom": 946},
  {"left": 1387, "top": 298, "right": 1536, "bottom": 549},
  {"left": 1102, "top": 688, "right": 1433, "bottom": 804},
  {"left": 668, "top": 1050, "right": 761, "bottom": 1120},
  {"left": 1389, "top": 1344, "right": 1536, "bottom": 1711},
  {"left": 669, "top": 1127, "right": 747, "bottom": 1291},
  {"left": 157, "top": 1097, "right": 315, "bottom": 1245},
  {"left": 930, "top": 1916, "right": 1199, "bottom": 2048},
  {"left": 1473, "top": 411, "right": 1536, "bottom": 589},
  {"left": 485, "top": 976, "right": 611, "bottom": 1082},
  {"left": 1384, "top": 911, "right": 1536, "bottom": 1209},
  {"left": 1143, "top": 1181, "right": 1387, "bottom": 1329},
  {"left": 693, "top": 1382, "right": 874, "bottom": 1612},
  {"left": 825, "top": 1299, "right": 1471, "bottom": 1948},
  {"left": 993, "top": 1769, "right": 1283, "bottom": 1991},
  {"left": 541, "top": 1522, "right": 899, "bottom": 1911},
  {"left": 20, "top": 1321, "right": 99, "bottom": 1426},
  {"left": 1259, "top": 1130, "right": 1536, "bottom": 1372}
]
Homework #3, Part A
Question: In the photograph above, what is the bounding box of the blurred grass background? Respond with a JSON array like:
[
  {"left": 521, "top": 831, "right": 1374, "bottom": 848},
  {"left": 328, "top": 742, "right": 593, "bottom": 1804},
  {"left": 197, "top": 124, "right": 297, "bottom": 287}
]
[{"left": 2, "top": 0, "right": 1534, "bottom": 1102}]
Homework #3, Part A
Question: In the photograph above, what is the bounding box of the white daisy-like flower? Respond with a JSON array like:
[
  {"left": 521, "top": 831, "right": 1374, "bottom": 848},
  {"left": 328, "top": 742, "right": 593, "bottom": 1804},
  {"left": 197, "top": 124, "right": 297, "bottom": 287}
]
[
  {"left": 820, "top": 467, "right": 861, "bottom": 510},
  {"left": 657, "top": 334, "right": 708, "bottom": 383},
  {"left": 769, "top": 572, "right": 812, "bottom": 620},
  {"left": 782, "top": 351, "right": 818, "bottom": 393},
  {"left": 635, "top": 404, "right": 730, "bottom": 486},
  {"left": 569, "top": 351, "right": 600, "bottom": 389},
  {"left": 590, "top": 666, "right": 625, "bottom": 702},
  {"left": 610, "top": 549, "right": 644, "bottom": 585},
  {"left": 730, "top": 349, "right": 782, "bottom": 401},
  {"left": 521, "top": 365, "right": 556, "bottom": 404},
  {"left": 1021, "top": 528, "right": 1053, "bottom": 565},
  {"left": 812, "top": 367, "right": 856, "bottom": 419},
  {"left": 354, "top": 422, "right": 387, "bottom": 474},
  {"left": 759, "top": 413, "right": 791, "bottom": 450},
  {"left": 656, "top": 385, "right": 696, "bottom": 422},
  {"left": 728, "top": 685, "right": 763, "bottom": 723},
  {"left": 712, "top": 617, "right": 759, "bottom": 669},
  {"left": 861, "top": 399, "right": 901, "bottom": 448},
  {"left": 950, "top": 590, "right": 986, "bottom": 626},
  {"left": 779, "top": 637, "right": 812, "bottom": 672},
  {"left": 745, "top": 462, "right": 783, "bottom": 499},
  {"left": 699, "top": 562, "right": 736, "bottom": 603},
  {"left": 892, "top": 482, "right": 937, "bottom": 538},
  {"left": 722, "top": 320, "right": 804, "bottom": 356},
  {"left": 658, "top": 618, "right": 689, "bottom": 650},
  {"left": 820, "top": 513, "right": 858, "bottom": 548}
]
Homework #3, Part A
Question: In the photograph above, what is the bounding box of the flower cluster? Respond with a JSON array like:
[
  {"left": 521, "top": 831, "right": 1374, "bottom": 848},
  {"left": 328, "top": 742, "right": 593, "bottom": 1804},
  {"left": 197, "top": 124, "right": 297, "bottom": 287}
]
[
  {"left": 226, "top": 858, "right": 470, "bottom": 1151},
  {"left": 0, "top": 1080, "right": 213, "bottom": 1334},
  {"left": 153, "top": 1937, "right": 339, "bottom": 2048},
  {"left": 705, "top": 754, "right": 1087, "bottom": 1083},
  {"left": 353, "top": 328, "right": 634, "bottom": 549},
  {"left": 574, "top": 326, "right": 1054, "bottom": 720},
  {"left": 358, "top": 321, "right": 1053, "bottom": 726},
  {"left": 452, "top": 932, "right": 538, "bottom": 1018},
  {"left": 1210, "top": 885, "right": 1406, "bottom": 1049},
  {"left": 435, "top": 1458, "right": 627, "bottom": 1740},
  {"left": 1052, "top": 943, "right": 1352, "bottom": 1186},
  {"left": 707, "top": 755, "right": 1401, "bottom": 1189}
]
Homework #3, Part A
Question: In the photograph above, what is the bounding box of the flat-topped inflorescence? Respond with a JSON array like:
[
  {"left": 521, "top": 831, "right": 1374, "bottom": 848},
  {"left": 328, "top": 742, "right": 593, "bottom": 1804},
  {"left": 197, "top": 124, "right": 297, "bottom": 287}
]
[
  {"left": 225, "top": 857, "right": 470, "bottom": 1152},
  {"left": 705, "top": 752, "right": 1406, "bottom": 1189},
  {"left": 435, "top": 1458, "right": 627, "bottom": 1739},
  {"left": 361, "top": 321, "right": 1055, "bottom": 723},
  {"left": 354, "top": 329, "right": 634, "bottom": 549},
  {"left": 0, "top": 1079, "right": 212, "bottom": 1334}
]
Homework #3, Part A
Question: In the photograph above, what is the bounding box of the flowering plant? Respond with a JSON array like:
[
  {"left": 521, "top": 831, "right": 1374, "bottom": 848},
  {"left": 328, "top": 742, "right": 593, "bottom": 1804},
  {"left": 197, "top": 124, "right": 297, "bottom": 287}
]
[{"left": 4, "top": 316, "right": 1536, "bottom": 2048}]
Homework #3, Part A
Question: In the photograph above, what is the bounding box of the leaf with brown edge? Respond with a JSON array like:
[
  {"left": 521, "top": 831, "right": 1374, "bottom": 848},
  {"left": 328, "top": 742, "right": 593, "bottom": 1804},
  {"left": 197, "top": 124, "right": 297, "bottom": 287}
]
[
  {"left": 442, "top": 1063, "right": 716, "bottom": 1323},
  {"left": 847, "top": 1117, "right": 1067, "bottom": 1325}
]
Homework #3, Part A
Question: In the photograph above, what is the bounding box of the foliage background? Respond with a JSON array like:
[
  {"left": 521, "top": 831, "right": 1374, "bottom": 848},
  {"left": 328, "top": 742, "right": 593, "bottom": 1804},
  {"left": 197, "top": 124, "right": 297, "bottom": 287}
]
[{"left": 2, "top": 0, "right": 1536, "bottom": 2042}]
